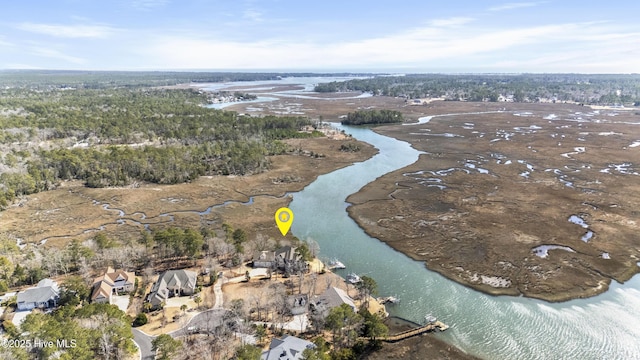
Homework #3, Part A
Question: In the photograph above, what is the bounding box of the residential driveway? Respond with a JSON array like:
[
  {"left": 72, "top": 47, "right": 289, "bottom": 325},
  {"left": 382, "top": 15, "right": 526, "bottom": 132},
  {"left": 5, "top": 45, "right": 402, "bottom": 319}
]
[
  {"left": 165, "top": 296, "right": 195, "bottom": 308},
  {"left": 11, "top": 310, "right": 31, "bottom": 327},
  {"left": 132, "top": 328, "right": 155, "bottom": 360},
  {"left": 228, "top": 268, "right": 268, "bottom": 283},
  {"left": 213, "top": 275, "right": 226, "bottom": 309},
  {"left": 283, "top": 314, "right": 309, "bottom": 332},
  {"left": 112, "top": 295, "right": 130, "bottom": 312},
  {"left": 255, "top": 314, "right": 310, "bottom": 333},
  {"left": 169, "top": 308, "right": 227, "bottom": 337}
]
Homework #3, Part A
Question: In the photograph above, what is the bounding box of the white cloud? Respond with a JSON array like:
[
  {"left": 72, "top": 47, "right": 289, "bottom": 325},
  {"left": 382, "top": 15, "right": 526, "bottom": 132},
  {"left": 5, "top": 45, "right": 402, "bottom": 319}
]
[
  {"left": 140, "top": 20, "right": 639, "bottom": 73},
  {"left": 429, "top": 17, "right": 474, "bottom": 27},
  {"left": 16, "top": 22, "right": 116, "bottom": 38},
  {"left": 0, "top": 38, "right": 13, "bottom": 47},
  {"left": 30, "top": 48, "right": 86, "bottom": 64},
  {"left": 489, "top": 2, "right": 544, "bottom": 12},
  {"left": 131, "top": 0, "right": 169, "bottom": 10},
  {"left": 243, "top": 9, "right": 263, "bottom": 22}
]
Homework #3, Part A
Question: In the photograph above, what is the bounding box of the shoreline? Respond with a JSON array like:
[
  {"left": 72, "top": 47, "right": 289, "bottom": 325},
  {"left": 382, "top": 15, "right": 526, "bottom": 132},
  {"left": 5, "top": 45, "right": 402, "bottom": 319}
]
[{"left": 347, "top": 203, "right": 621, "bottom": 303}]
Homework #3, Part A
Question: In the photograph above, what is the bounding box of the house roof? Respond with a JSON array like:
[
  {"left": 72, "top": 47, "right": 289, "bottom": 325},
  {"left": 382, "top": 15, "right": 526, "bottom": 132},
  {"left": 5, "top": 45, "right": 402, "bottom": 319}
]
[
  {"left": 261, "top": 335, "right": 315, "bottom": 360},
  {"left": 275, "top": 246, "right": 299, "bottom": 261},
  {"left": 16, "top": 279, "right": 59, "bottom": 305},
  {"left": 91, "top": 268, "right": 135, "bottom": 301},
  {"left": 316, "top": 287, "right": 356, "bottom": 311},
  {"left": 147, "top": 269, "right": 197, "bottom": 306},
  {"left": 93, "top": 268, "right": 135, "bottom": 287},
  {"left": 105, "top": 269, "right": 135, "bottom": 284},
  {"left": 90, "top": 281, "right": 113, "bottom": 301}
]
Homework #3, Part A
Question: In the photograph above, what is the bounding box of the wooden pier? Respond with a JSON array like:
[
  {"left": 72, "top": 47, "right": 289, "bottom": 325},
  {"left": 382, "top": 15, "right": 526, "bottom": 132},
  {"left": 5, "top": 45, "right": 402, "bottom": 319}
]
[{"left": 363, "top": 320, "right": 449, "bottom": 343}]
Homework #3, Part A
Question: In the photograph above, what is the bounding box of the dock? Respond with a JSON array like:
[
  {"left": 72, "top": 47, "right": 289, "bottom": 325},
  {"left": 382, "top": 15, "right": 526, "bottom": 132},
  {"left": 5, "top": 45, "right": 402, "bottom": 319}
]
[{"left": 362, "top": 320, "right": 449, "bottom": 343}]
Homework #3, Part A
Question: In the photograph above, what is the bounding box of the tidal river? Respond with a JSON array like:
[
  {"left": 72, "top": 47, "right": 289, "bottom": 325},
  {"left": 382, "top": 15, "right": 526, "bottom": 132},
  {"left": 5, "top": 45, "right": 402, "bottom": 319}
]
[{"left": 288, "top": 124, "right": 640, "bottom": 360}]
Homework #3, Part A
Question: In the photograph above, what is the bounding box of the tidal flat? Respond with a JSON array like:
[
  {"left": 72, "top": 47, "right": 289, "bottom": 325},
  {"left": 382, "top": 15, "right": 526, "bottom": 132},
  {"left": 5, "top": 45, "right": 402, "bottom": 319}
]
[{"left": 346, "top": 101, "right": 640, "bottom": 302}]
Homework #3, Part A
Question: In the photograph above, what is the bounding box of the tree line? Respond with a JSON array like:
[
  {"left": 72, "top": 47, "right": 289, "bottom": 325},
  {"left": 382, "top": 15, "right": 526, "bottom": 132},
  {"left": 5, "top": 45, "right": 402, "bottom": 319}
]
[
  {"left": 341, "top": 109, "right": 403, "bottom": 125},
  {"left": 0, "top": 70, "right": 371, "bottom": 90},
  {"left": 315, "top": 73, "right": 640, "bottom": 105}
]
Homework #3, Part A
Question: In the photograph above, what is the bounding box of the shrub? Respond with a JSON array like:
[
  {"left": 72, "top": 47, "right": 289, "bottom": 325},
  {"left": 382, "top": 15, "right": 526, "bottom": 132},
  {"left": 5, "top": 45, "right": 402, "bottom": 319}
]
[{"left": 132, "top": 313, "right": 148, "bottom": 327}]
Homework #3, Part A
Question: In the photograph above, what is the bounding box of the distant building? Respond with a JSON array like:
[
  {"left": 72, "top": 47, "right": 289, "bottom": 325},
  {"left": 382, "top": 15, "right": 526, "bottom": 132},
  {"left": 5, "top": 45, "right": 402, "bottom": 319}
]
[
  {"left": 91, "top": 267, "right": 136, "bottom": 304},
  {"left": 16, "top": 279, "right": 60, "bottom": 311},
  {"left": 146, "top": 269, "right": 197, "bottom": 310},
  {"left": 261, "top": 335, "right": 315, "bottom": 360}
]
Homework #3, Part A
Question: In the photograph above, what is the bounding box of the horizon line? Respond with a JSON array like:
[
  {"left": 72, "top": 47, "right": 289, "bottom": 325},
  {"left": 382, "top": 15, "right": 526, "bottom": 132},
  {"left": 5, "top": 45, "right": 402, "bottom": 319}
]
[{"left": 1, "top": 68, "right": 640, "bottom": 76}]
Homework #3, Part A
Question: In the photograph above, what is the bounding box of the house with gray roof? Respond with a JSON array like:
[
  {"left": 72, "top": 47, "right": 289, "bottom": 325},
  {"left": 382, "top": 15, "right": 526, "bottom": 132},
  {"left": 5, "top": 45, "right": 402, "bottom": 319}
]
[
  {"left": 16, "top": 279, "right": 60, "bottom": 311},
  {"left": 261, "top": 335, "right": 315, "bottom": 360},
  {"left": 146, "top": 269, "right": 197, "bottom": 310},
  {"left": 253, "top": 246, "right": 308, "bottom": 274},
  {"left": 310, "top": 286, "right": 356, "bottom": 317}
]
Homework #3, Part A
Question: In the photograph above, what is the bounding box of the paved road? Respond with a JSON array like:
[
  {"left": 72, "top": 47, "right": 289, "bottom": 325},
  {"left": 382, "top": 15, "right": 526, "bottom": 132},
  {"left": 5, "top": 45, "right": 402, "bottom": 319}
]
[{"left": 133, "top": 328, "right": 155, "bottom": 360}]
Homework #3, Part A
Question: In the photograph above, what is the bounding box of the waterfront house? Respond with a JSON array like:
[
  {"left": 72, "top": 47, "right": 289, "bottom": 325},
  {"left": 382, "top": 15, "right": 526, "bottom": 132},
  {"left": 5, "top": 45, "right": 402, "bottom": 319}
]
[
  {"left": 253, "top": 246, "right": 308, "bottom": 274},
  {"left": 16, "top": 279, "right": 60, "bottom": 311},
  {"left": 310, "top": 286, "right": 356, "bottom": 317},
  {"left": 261, "top": 334, "right": 315, "bottom": 360},
  {"left": 91, "top": 267, "right": 136, "bottom": 304},
  {"left": 146, "top": 269, "right": 197, "bottom": 310},
  {"left": 275, "top": 246, "right": 308, "bottom": 275}
]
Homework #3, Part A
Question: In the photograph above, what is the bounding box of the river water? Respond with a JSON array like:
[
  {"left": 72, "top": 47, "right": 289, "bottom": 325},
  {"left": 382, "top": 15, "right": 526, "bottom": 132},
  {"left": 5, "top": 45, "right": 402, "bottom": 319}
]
[{"left": 288, "top": 125, "right": 640, "bottom": 360}]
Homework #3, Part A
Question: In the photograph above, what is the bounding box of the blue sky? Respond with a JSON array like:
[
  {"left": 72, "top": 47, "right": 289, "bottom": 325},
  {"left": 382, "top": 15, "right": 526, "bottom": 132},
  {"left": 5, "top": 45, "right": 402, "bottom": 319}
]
[{"left": 1, "top": 1, "right": 639, "bottom": 72}]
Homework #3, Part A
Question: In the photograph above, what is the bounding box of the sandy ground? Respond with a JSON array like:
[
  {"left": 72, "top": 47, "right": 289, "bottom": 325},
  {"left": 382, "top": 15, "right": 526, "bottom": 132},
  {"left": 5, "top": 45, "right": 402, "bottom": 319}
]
[{"left": 346, "top": 101, "right": 640, "bottom": 302}]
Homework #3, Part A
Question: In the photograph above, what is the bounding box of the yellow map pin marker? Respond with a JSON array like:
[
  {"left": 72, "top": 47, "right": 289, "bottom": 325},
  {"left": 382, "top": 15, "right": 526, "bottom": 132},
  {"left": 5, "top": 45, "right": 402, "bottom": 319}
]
[{"left": 275, "top": 207, "right": 294, "bottom": 236}]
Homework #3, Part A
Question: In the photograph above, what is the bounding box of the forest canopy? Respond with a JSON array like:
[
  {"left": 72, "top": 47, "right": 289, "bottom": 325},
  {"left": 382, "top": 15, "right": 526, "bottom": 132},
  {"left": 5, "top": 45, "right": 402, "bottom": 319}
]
[{"left": 341, "top": 109, "right": 403, "bottom": 125}]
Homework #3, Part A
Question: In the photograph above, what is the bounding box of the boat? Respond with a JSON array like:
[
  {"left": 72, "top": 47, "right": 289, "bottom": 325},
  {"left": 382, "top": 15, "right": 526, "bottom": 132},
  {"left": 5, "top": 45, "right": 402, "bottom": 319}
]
[
  {"left": 425, "top": 314, "right": 437, "bottom": 324},
  {"left": 327, "top": 258, "right": 346, "bottom": 270},
  {"left": 378, "top": 296, "right": 400, "bottom": 305},
  {"left": 346, "top": 273, "right": 361, "bottom": 284}
]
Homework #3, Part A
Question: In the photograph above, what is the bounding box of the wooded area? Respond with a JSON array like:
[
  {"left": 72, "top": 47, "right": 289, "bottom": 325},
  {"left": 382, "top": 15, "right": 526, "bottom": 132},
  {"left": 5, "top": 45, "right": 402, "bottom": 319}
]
[
  {"left": 341, "top": 109, "right": 403, "bottom": 126},
  {"left": 0, "top": 75, "right": 323, "bottom": 208},
  {"left": 316, "top": 74, "right": 640, "bottom": 105}
]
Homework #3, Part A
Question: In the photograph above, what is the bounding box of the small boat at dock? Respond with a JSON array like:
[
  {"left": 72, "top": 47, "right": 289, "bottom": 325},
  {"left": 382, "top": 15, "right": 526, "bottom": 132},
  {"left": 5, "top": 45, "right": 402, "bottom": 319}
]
[
  {"left": 346, "top": 273, "right": 361, "bottom": 284},
  {"left": 378, "top": 296, "right": 400, "bottom": 304},
  {"left": 327, "top": 258, "right": 346, "bottom": 270},
  {"left": 425, "top": 314, "right": 437, "bottom": 324}
]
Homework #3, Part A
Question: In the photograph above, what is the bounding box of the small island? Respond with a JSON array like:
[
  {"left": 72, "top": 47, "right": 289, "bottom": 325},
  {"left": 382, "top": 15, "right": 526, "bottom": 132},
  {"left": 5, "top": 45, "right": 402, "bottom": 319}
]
[{"left": 341, "top": 109, "right": 403, "bottom": 125}]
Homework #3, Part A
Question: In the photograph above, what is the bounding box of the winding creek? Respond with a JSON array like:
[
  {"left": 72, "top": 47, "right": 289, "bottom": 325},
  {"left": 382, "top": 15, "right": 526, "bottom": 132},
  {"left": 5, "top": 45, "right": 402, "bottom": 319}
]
[{"left": 289, "top": 124, "right": 640, "bottom": 360}]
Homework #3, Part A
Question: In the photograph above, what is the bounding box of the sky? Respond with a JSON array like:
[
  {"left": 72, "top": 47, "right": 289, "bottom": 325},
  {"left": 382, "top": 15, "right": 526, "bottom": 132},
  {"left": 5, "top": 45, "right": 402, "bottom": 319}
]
[{"left": 1, "top": 0, "right": 639, "bottom": 73}]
